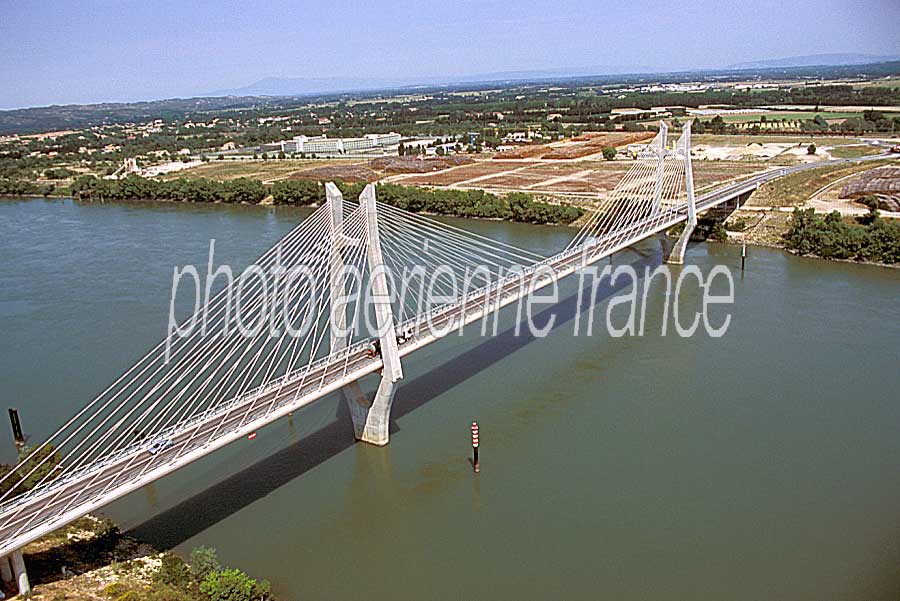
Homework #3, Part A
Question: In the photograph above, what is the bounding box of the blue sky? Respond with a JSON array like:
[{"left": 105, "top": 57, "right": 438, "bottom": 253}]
[{"left": 1, "top": 0, "right": 899, "bottom": 109}]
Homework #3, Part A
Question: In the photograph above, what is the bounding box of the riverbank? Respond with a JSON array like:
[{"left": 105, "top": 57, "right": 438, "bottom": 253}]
[
  {"left": 63, "top": 175, "right": 584, "bottom": 226},
  {"left": 13, "top": 515, "right": 274, "bottom": 600},
  {"left": 5, "top": 171, "right": 899, "bottom": 266},
  {"left": 714, "top": 209, "right": 899, "bottom": 267},
  {"left": 713, "top": 158, "right": 900, "bottom": 265}
]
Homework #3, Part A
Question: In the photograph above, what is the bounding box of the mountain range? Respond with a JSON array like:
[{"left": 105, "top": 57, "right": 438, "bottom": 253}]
[
  {"left": 207, "top": 64, "right": 651, "bottom": 97},
  {"left": 207, "top": 53, "right": 900, "bottom": 98},
  {"left": 726, "top": 52, "right": 900, "bottom": 70}
]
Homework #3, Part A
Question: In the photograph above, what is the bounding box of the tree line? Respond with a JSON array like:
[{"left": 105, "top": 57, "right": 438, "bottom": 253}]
[
  {"left": 276, "top": 180, "right": 584, "bottom": 224},
  {"left": 66, "top": 175, "right": 584, "bottom": 225},
  {"left": 783, "top": 207, "right": 900, "bottom": 264},
  {"left": 0, "top": 177, "right": 58, "bottom": 196}
]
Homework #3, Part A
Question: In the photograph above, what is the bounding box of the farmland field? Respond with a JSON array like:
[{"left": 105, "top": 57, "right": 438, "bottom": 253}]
[
  {"left": 710, "top": 111, "right": 860, "bottom": 123},
  {"left": 693, "top": 134, "right": 869, "bottom": 146},
  {"left": 747, "top": 159, "right": 895, "bottom": 207},
  {"left": 159, "top": 159, "right": 356, "bottom": 182}
]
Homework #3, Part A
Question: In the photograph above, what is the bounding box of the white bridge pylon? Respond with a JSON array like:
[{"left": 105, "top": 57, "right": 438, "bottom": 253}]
[
  {"left": 0, "top": 121, "right": 719, "bottom": 575},
  {"left": 327, "top": 183, "right": 401, "bottom": 445},
  {"left": 568, "top": 121, "right": 697, "bottom": 262}
]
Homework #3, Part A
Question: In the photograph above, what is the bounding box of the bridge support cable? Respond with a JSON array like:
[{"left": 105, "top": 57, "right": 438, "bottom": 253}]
[
  {"left": 3, "top": 213, "right": 372, "bottom": 540},
  {"left": 89, "top": 209, "right": 336, "bottom": 462},
  {"left": 0, "top": 205, "right": 332, "bottom": 503},
  {"left": 67, "top": 207, "right": 337, "bottom": 467},
  {"left": 568, "top": 121, "right": 695, "bottom": 264},
  {"left": 374, "top": 201, "right": 548, "bottom": 327},
  {"left": 0, "top": 202, "right": 387, "bottom": 542},
  {"left": 568, "top": 140, "right": 663, "bottom": 248}
]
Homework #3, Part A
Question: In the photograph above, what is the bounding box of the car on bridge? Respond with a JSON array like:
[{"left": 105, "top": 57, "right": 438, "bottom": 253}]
[{"left": 147, "top": 438, "right": 173, "bottom": 455}]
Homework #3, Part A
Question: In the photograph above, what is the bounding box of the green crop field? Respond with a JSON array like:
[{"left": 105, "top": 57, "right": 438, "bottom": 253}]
[
  {"left": 159, "top": 159, "right": 352, "bottom": 182},
  {"left": 693, "top": 134, "right": 867, "bottom": 146},
  {"left": 709, "top": 111, "right": 860, "bottom": 124}
]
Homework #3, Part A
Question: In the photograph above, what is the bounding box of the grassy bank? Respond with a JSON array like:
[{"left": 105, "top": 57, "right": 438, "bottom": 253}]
[
  {"left": 1, "top": 449, "right": 275, "bottom": 600},
  {"left": 18, "top": 516, "right": 274, "bottom": 601},
  {"left": 748, "top": 160, "right": 894, "bottom": 207}
]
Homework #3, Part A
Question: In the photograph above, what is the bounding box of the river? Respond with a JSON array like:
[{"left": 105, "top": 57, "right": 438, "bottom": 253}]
[{"left": 2, "top": 197, "right": 899, "bottom": 600}]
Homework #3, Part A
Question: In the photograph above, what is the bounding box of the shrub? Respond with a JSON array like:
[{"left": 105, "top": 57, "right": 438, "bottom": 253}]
[
  {"left": 155, "top": 553, "right": 193, "bottom": 590},
  {"left": 143, "top": 585, "right": 196, "bottom": 601},
  {"left": 190, "top": 546, "right": 222, "bottom": 582},
  {"left": 68, "top": 175, "right": 583, "bottom": 225},
  {"left": 710, "top": 222, "right": 729, "bottom": 241},
  {"left": 103, "top": 582, "right": 130, "bottom": 597},
  {"left": 271, "top": 180, "right": 322, "bottom": 205},
  {"left": 860, "top": 195, "right": 880, "bottom": 210},
  {"left": 200, "top": 569, "right": 272, "bottom": 601}
]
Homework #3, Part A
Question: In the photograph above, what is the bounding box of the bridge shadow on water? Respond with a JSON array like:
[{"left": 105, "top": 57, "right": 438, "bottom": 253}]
[{"left": 128, "top": 245, "right": 661, "bottom": 549}]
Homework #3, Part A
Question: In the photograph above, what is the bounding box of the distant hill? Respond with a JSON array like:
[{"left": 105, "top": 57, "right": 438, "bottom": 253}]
[
  {"left": 209, "top": 65, "right": 650, "bottom": 97},
  {"left": 208, "top": 55, "right": 900, "bottom": 98},
  {"left": 1, "top": 60, "right": 899, "bottom": 135},
  {"left": 727, "top": 53, "right": 900, "bottom": 70}
]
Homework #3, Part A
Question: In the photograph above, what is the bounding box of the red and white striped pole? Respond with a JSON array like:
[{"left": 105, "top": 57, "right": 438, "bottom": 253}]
[{"left": 471, "top": 421, "right": 480, "bottom": 473}]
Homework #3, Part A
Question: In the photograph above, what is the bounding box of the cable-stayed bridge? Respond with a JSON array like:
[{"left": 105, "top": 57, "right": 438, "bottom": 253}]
[{"left": 0, "top": 123, "right": 886, "bottom": 593}]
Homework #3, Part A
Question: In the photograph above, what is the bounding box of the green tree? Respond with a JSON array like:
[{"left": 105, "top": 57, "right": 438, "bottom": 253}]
[
  {"left": 200, "top": 569, "right": 272, "bottom": 601},
  {"left": 710, "top": 222, "right": 728, "bottom": 241},
  {"left": 601, "top": 147, "right": 617, "bottom": 161},
  {"left": 222, "top": 178, "right": 266, "bottom": 204},
  {"left": 807, "top": 143, "right": 816, "bottom": 155},
  {"left": 190, "top": 546, "right": 221, "bottom": 582},
  {"left": 783, "top": 208, "right": 900, "bottom": 264},
  {"left": 0, "top": 445, "right": 63, "bottom": 497},
  {"left": 271, "top": 180, "right": 322, "bottom": 205},
  {"left": 709, "top": 115, "right": 727, "bottom": 134},
  {"left": 155, "top": 553, "right": 193, "bottom": 590}
]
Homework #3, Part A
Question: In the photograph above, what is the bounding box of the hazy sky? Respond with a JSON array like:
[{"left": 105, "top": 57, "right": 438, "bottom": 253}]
[{"left": 1, "top": 0, "right": 899, "bottom": 109}]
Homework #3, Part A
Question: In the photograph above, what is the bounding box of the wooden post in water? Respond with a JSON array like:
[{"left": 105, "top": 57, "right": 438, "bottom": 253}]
[
  {"left": 8, "top": 408, "right": 25, "bottom": 451},
  {"left": 741, "top": 244, "right": 746, "bottom": 271}
]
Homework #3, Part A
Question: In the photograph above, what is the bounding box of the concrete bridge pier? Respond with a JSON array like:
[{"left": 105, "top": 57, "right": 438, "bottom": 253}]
[
  {"left": 0, "top": 554, "right": 11, "bottom": 584},
  {"left": 1, "top": 550, "right": 30, "bottom": 598},
  {"left": 12, "top": 550, "right": 30, "bottom": 597},
  {"left": 666, "top": 214, "right": 696, "bottom": 264},
  {"left": 344, "top": 376, "right": 396, "bottom": 446},
  {"left": 327, "top": 183, "right": 402, "bottom": 446}
]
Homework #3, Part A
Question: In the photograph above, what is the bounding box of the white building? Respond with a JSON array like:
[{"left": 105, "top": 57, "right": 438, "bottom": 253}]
[{"left": 285, "top": 132, "right": 401, "bottom": 154}]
